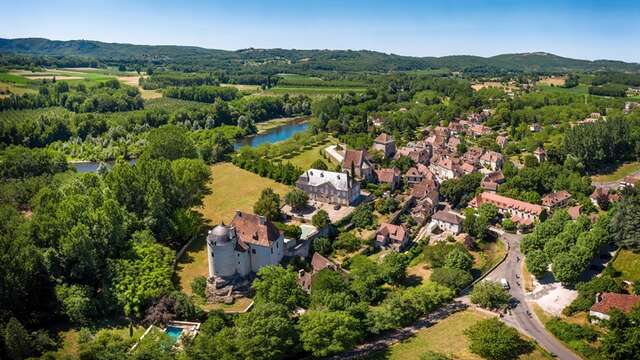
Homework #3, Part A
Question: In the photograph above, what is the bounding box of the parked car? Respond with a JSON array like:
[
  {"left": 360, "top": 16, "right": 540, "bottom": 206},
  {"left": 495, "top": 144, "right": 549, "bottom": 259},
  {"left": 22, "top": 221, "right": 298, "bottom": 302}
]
[{"left": 500, "top": 278, "right": 510, "bottom": 290}]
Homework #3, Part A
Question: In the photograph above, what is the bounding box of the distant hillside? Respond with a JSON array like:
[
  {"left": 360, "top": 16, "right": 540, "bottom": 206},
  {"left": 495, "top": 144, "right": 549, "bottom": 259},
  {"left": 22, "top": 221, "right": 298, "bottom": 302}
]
[{"left": 1, "top": 37, "right": 639, "bottom": 74}]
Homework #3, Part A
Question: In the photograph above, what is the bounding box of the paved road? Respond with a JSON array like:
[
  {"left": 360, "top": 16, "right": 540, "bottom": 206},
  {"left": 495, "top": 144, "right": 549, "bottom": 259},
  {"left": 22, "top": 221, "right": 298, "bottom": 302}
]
[
  {"left": 485, "top": 232, "right": 580, "bottom": 360},
  {"left": 591, "top": 168, "right": 640, "bottom": 189},
  {"left": 331, "top": 229, "right": 580, "bottom": 360}
]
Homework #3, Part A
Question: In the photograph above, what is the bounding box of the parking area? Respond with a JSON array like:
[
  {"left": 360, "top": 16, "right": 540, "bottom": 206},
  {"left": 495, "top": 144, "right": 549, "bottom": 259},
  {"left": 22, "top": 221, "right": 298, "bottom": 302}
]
[{"left": 282, "top": 200, "right": 355, "bottom": 224}]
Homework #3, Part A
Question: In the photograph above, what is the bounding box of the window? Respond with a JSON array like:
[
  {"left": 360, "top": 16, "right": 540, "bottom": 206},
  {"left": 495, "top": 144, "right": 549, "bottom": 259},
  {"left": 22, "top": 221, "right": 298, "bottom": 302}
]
[
  {"left": 252, "top": 249, "right": 256, "bottom": 254},
  {"left": 271, "top": 248, "right": 273, "bottom": 254},
  {"left": 276, "top": 242, "right": 279, "bottom": 248}
]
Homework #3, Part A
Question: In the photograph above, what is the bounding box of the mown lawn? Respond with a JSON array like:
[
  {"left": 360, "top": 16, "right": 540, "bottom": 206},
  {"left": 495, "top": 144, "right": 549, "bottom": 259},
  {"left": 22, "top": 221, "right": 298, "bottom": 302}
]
[
  {"left": 366, "top": 310, "right": 550, "bottom": 360},
  {"left": 176, "top": 162, "right": 291, "bottom": 294},
  {"left": 611, "top": 249, "right": 640, "bottom": 283},
  {"left": 284, "top": 143, "right": 331, "bottom": 170},
  {"left": 591, "top": 161, "right": 640, "bottom": 183}
]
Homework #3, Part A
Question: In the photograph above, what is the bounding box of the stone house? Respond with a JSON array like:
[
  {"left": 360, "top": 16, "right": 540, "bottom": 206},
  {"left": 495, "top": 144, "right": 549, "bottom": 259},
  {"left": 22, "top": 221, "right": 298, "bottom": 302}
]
[
  {"left": 375, "top": 167, "right": 401, "bottom": 190},
  {"left": 342, "top": 149, "right": 373, "bottom": 180},
  {"left": 479, "top": 150, "right": 504, "bottom": 171},
  {"left": 430, "top": 210, "right": 462, "bottom": 234},
  {"left": 375, "top": 223, "right": 410, "bottom": 251},
  {"left": 372, "top": 133, "right": 396, "bottom": 159},
  {"left": 296, "top": 169, "right": 360, "bottom": 206}
]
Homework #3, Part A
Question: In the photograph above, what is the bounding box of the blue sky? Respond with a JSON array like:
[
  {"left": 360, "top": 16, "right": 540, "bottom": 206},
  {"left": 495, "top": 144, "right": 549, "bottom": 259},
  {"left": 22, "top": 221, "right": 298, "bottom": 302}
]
[{"left": 2, "top": 0, "right": 639, "bottom": 62}]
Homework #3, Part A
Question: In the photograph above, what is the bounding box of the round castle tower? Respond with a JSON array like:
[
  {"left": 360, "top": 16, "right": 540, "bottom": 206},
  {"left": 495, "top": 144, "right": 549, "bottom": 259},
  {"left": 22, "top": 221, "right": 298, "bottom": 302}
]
[{"left": 206, "top": 223, "right": 237, "bottom": 279}]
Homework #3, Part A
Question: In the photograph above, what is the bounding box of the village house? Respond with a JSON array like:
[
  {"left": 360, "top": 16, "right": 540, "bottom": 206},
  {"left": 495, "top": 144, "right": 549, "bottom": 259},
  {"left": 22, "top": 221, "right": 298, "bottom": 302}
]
[
  {"left": 462, "top": 147, "right": 485, "bottom": 166},
  {"left": 481, "top": 170, "right": 505, "bottom": 192},
  {"left": 430, "top": 157, "right": 462, "bottom": 182},
  {"left": 448, "top": 120, "right": 464, "bottom": 135},
  {"left": 342, "top": 149, "right": 373, "bottom": 180},
  {"left": 372, "top": 133, "right": 396, "bottom": 159},
  {"left": 430, "top": 210, "right": 463, "bottom": 234},
  {"left": 447, "top": 137, "right": 461, "bottom": 153},
  {"left": 410, "top": 177, "right": 439, "bottom": 224},
  {"left": 297, "top": 252, "right": 339, "bottom": 291},
  {"left": 541, "top": 190, "right": 572, "bottom": 209},
  {"left": 530, "top": 123, "right": 542, "bottom": 132},
  {"left": 433, "top": 126, "right": 451, "bottom": 140},
  {"left": 620, "top": 174, "right": 640, "bottom": 189},
  {"left": 468, "top": 124, "right": 492, "bottom": 138},
  {"left": 374, "top": 167, "right": 401, "bottom": 190},
  {"left": 479, "top": 150, "right": 504, "bottom": 171},
  {"left": 296, "top": 169, "right": 360, "bottom": 206},
  {"left": 375, "top": 223, "right": 410, "bottom": 251},
  {"left": 590, "top": 293, "right": 640, "bottom": 322},
  {"left": 404, "top": 167, "right": 423, "bottom": 187},
  {"left": 461, "top": 162, "right": 476, "bottom": 175},
  {"left": 470, "top": 192, "right": 544, "bottom": 226},
  {"left": 496, "top": 135, "right": 508, "bottom": 149},
  {"left": 533, "top": 147, "right": 547, "bottom": 162},
  {"left": 207, "top": 211, "right": 284, "bottom": 285},
  {"left": 567, "top": 205, "right": 582, "bottom": 220},
  {"left": 395, "top": 142, "right": 431, "bottom": 164}
]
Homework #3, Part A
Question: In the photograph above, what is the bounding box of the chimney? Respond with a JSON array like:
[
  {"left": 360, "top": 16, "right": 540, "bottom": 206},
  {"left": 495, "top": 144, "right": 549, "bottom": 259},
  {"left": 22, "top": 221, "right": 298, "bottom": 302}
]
[
  {"left": 236, "top": 210, "right": 242, "bottom": 217},
  {"left": 259, "top": 215, "right": 266, "bottom": 225},
  {"left": 595, "top": 292, "right": 602, "bottom": 303},
  {"left": 298, "top": 269, "right": 305, "bottom": 278}
]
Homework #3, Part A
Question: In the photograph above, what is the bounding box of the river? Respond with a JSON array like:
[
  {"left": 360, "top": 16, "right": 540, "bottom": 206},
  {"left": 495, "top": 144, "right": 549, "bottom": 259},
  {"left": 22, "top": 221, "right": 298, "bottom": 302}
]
[
  {"left": 233, "top": 118, "right": 309, "bottom": 149},
  {"left": 72, "top": 118, "right": 309, "bottom": 173}
]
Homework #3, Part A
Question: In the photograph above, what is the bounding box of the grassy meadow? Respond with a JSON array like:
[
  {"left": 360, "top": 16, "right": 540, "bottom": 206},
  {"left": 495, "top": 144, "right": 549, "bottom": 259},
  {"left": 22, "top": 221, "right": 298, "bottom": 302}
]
[
  {"left": 175, "top": 162, "right": 291, "bottom": 294},
  {"left": 366, "top": 309, "right": 551, "bottom": 360}
]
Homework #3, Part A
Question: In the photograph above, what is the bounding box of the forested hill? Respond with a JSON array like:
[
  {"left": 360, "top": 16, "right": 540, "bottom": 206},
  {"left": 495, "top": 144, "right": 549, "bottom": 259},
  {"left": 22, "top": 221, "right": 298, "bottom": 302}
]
[{"left": 1, "top": 37, "right": 639, "bottom": 74}]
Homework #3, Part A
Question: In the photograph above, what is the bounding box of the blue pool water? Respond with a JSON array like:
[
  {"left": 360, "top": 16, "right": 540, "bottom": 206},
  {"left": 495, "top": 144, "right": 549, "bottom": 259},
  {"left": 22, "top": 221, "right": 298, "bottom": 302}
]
[{"left": 166, "top": 326, "right": 183, "bottom": 341}]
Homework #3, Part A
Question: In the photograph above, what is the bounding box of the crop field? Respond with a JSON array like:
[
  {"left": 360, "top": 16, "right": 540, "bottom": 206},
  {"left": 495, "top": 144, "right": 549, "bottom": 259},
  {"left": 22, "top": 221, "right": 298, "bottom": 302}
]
[
  {"left": 537, "top": 76, "right": 566, "bottom": 86},
  {"left": 537, "top": 84, "right": 589, "bottom": 95},
  {"left": 276, "top": 74, "right": 370, "bottom": 88},
  {"left": 0, "top": 107, "right": 71, "bottom": 122},
  {"left": 143, "top": 97, "right": 209, "bottom": 110},
  {"left": 265, "top": 86, "right": 367, "bottom": 96}
]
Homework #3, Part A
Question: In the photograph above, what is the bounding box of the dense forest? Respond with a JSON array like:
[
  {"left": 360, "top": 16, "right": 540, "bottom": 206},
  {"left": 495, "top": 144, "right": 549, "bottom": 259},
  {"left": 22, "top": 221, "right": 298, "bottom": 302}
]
[{"left": 2, "top": 38, "right": 640, "bottom": 76}]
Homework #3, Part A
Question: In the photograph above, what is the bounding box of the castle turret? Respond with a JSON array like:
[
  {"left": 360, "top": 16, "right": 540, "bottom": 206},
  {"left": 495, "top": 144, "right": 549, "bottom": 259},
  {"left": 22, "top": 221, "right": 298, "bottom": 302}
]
[{"left": 207, "top": 224, "right": 236, "bottom": 279}]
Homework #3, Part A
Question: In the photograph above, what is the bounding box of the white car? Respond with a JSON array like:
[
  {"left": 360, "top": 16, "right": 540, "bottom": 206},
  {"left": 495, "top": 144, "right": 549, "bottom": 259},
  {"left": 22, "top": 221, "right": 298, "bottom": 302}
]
[{"left": 500, "top": 278, "right": 510, "bottom": 290}]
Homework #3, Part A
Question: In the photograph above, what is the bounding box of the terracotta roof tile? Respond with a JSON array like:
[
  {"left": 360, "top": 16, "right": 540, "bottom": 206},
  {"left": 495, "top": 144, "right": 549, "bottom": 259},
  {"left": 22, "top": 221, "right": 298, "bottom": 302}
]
[
  {"left": 591, "top": 293, "right": 640, "bottom": 315},
  {"left": 231, "top": 211, "right": 282, "bottom": 247}
]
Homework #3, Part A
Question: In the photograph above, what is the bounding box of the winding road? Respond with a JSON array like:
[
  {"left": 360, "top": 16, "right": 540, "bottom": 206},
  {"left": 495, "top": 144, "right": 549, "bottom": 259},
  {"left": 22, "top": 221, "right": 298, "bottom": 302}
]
[
  {"left": 332, "top": 230, "right": 580, "bottom": 360},
  {"left": 483, "top": 232, "right": 580, "bottom": 360}
]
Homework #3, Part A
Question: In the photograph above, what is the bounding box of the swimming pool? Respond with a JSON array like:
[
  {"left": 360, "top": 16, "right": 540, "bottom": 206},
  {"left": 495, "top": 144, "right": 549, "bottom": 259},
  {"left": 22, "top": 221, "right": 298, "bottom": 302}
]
[{"left": 165, "top": 326, "right": 183, "bottom": 341}]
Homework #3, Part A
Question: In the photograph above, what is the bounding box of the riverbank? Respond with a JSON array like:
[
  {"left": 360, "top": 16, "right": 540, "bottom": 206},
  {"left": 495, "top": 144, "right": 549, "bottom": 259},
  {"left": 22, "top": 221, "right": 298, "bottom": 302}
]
[{"left": 255, "top": 116, "right": 309, "bottom": 134}]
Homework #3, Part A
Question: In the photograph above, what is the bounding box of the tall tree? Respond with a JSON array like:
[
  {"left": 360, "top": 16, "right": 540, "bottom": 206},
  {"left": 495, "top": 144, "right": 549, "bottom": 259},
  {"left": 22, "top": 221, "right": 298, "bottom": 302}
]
[{"left": 253, "top": 188, "right": 282, "bottom": 221}]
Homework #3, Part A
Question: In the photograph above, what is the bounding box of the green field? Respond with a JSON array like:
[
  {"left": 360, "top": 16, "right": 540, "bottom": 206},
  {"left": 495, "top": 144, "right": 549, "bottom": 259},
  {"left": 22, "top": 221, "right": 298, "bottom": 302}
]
[
  {"left": 537, "top": 84, "right": 589, "bottom": 95},
  {"left": 366, "top": 310, "right": 550, "bottom": 360},
  {"left": 176, "top": 162, "right": 292, "bottom": 294},
  {"left": 591, "top": 161, "right": 640, "bottom": 183},
  {"left": 265, "top": 86, "right": 367, "bottom": 96},
  {"left": 611, "top": 249, "right": 640, "bottom": 283},
  {"left": 284, "top": 142, "right": 334, "bottom": 169},
  {"left": 0, "top": 107, "right": 72, "bottom": 122}
]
